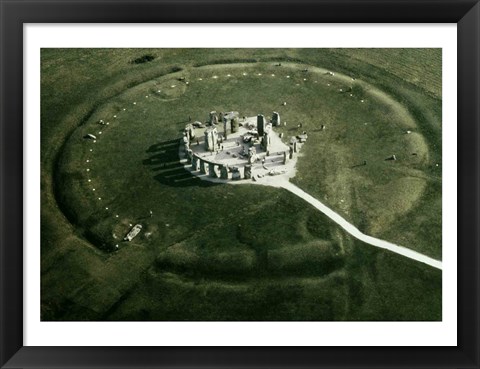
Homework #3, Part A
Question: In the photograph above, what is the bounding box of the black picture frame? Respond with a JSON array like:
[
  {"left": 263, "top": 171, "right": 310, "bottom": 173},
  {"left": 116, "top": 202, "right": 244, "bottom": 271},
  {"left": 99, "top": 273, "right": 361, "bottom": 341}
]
[{"left": 1, "top": 1, "right": 479, "bottom": 368}]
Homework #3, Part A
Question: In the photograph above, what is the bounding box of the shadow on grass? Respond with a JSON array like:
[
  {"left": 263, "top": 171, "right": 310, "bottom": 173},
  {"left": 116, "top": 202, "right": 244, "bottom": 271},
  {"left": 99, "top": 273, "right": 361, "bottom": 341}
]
[{"left": 143, "top": 139, "right": 218, "bottom": 188}]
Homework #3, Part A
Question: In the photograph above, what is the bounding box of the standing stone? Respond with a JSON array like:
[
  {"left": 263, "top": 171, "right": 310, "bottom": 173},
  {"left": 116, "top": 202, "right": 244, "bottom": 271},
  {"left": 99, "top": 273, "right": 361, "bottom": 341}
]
[
  {"left": 244, "top": 164, "right": 252, "bottom": 179},
  {"left": 223, "top": 120, "right": 228, "bottom": 139},
  {"left": 186, "top": 149, "right": 193, "bottom": 164},
  {"left": 183, "top": 135, "right": 190, "bottom": 153},
  {"left": 231, "top": 167, "right": 241, "bottom": 180},
  {"left": 200, "top": 159, "right": 206, "bottom": 174},
  {"left": 231, "top": 116, "right": 239, "bottom": 133},
  {"left": 185, "top": 123, "right": 195, "bottom": 140},
  {"left": 209, "top": 162, "right": 217, "bottom": 178},
  {"left": 261, "top": 131, "right": 271, "bottom": 152},
  {"left": 257, "top": 114, "right": 265, "bottom": 136},
  {"left": 248, "top": 146, "right": 257, "bottom": 164},
  {"left": 289, "top": 145, "right": 294, "bottom": 159},
  {"left": 192, "top": 155, "right": 199, "bottom": 171},
  {"left": 204, "top": 126, "right": 218, "bottom": 152},
  {"left": 272, "top": 112, "right": 281, "bottom": 127},
  {"left": 290, "top": 137, "right": 298, "bottom": 153},
  {"left": 209, "top": 111, "right": 218, "bottom": 125},
  {"left": 220, "top": 165, "right": 229, "bottom": 179}
]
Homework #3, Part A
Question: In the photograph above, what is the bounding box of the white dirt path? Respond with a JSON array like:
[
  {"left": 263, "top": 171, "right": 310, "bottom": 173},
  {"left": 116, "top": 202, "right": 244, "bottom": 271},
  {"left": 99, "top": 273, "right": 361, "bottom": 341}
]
[{"left": 250, "top": 176, "right": 442, "bottom": 270}]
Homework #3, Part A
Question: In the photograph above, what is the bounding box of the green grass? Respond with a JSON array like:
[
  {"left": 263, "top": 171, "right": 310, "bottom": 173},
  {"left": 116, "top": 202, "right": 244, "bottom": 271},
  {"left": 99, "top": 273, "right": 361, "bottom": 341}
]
[{"left": 41, "top": 49, "right": 442, "bottom": 321}]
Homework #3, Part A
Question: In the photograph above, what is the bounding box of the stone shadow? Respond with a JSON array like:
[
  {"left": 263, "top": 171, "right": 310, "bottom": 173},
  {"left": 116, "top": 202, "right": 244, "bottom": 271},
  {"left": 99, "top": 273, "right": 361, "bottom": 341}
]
[{"left": 143, "top": 139, "right": 218, "bottom": 188}]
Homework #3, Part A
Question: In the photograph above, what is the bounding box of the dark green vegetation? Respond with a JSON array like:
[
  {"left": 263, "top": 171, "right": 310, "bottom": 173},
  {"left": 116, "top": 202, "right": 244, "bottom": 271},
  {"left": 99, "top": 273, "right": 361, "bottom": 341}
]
[
  {"left": 41, "top": 49, "right": 442, "bottom": 321},
  {"left": 131, "top": 54, "right": 156, "bottom": 64}
]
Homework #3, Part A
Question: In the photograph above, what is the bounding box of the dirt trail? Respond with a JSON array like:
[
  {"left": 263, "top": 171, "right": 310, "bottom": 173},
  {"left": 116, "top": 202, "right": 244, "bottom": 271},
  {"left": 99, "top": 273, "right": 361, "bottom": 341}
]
[{"left": 249, "top": 176, "right": 442, "bottom": 270}]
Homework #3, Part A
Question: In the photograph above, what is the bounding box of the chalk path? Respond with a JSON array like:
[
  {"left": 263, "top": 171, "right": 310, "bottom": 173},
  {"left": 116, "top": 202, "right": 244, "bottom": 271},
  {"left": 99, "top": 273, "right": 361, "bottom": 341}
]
[{"left": 249, "top": 176, "right": 443, "bottom": 270}]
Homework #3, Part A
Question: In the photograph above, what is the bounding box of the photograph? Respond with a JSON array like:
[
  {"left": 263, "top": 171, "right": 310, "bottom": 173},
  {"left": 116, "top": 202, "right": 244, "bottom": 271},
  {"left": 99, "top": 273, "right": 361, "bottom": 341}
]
[{"left": 40, "top": 48, "right": 442, "bottom": 322}]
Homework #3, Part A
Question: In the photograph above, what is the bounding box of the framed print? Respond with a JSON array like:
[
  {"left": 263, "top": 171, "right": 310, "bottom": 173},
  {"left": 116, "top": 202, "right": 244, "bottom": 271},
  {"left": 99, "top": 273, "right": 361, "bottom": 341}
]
[{"left": 1, "top": 0, "right": 479, "bottom": 368}]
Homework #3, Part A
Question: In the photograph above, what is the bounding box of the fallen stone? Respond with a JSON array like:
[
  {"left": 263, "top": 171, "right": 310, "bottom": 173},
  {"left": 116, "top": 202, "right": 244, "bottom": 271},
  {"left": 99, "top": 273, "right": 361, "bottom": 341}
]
[{"left": 124, "top": 224, "right": 142, "bottom": 241}]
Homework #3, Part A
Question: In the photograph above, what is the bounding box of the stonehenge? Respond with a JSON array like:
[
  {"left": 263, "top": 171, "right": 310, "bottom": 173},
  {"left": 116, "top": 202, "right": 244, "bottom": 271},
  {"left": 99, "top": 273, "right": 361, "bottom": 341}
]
[{"left": 181, "top": 109, "right": 302, "bottom": 183}]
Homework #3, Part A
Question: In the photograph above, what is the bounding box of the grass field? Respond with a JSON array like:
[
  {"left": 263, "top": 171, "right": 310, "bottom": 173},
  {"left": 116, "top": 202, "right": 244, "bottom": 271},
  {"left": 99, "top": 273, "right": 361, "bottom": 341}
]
[{"left": 41, "top": 48, "right": 442, "bottom": 321}]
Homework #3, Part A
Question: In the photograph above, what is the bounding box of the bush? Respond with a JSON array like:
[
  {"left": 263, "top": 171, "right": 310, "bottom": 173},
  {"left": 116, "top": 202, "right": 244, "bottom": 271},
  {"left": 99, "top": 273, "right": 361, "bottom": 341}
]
[{"left": 131, "top": 54, "right": 156, "bottom": 64}]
